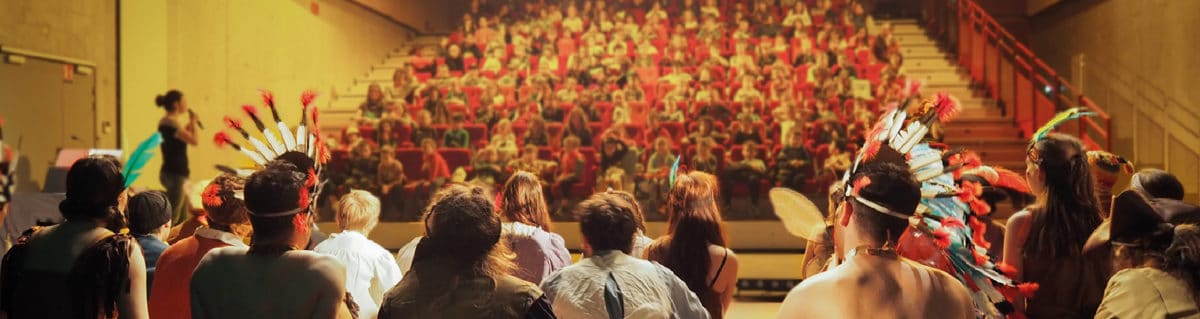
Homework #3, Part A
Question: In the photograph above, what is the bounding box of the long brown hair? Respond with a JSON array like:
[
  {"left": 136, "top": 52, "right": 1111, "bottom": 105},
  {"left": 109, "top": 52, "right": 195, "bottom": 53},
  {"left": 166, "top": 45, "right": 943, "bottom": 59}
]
[
  {"left": 499, "top": 171, "right": 553, "bottom": 231},
  {"left": 1025, "top": 133, "right": 1102, "bottom": 257},
  {"left": 655, "top": 171, "right": 729, "bottom": 293},
  {"left": 1165, "top": 225, "right": 1200, "bottom": 303}
]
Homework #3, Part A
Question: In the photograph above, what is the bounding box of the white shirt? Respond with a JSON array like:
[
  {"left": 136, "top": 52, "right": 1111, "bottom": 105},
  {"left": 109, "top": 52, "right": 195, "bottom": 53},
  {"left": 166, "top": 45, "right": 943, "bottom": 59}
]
[
  {"left": 540, "top": 251, "right": 710, "bottom": 319},
  {"left": 314, "top": 231, "right": 402, "bottom": 319}
]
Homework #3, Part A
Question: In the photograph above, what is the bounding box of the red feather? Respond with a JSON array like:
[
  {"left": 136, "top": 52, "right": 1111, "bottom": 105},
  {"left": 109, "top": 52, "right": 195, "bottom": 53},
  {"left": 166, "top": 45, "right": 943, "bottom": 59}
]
[
  {"left": 213, "top": 132, "right": 233, "bottom": 148},
  {"left": 969, "top": 217, "right": 992, "bottom": 249},
  {"left": 1017, "top": 283, "right": 1040, "bottom": 297},
  {"left": 861, "top": 141, "right": 882, "bottom": 161},
  {"left": 852, "top": 176, "right": 872, "bottom": 196},
  {"left": 202, "top": 184, "right": 224, "bottom": 207},
  {"left": 0, "top": 116, "right": 4, "bottom": 126},
  {"left": 296, "top": 169, "right": 317, "bottom": 209},
  {"left": 933, "top": 227, "right": 951, "bottom": 248},
  {"left": 992, "top": 167, "right": 1033, "bottom": 194},
  {"left": 934, "top": 92, "right": 961, "bottom": 123},
  {"left": 968, "top": 198, "right": 992, "bottom": 216},
  {"left": 260, "top": 89, "right": 275, "bottom": 107},
  {"left": 223, "top": 116, "right": 243, "bottom": 130},
  {"left": 300, "top": 90, "right": 318, "bottom": 107},
  {"left": 941, "top": 217, "right": 966, "bottom": 229},
  {"left": 241, "top": 104, "right": 259, "bottom": 116},
  {"left": 997, "top": 262, "right": 1018, "bottom": 277},
  {"left": 311, "top": 107, "right": 320, "bottom": 126}
]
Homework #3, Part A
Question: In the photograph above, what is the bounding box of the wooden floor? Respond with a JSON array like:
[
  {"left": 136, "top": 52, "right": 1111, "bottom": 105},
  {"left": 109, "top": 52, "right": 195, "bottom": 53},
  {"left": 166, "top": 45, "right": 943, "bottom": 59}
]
[{"left": 728, "top": 300, "right": 784, "bottom": 318}]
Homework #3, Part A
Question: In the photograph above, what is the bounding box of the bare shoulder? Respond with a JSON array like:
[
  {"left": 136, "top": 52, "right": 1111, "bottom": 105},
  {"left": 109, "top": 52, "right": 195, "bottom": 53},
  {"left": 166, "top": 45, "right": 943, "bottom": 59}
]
[
  {"left": 778, "top": 270, "right": 841, "bottom": 317},
  {"left": 1006, "top": 210, "right": 1032, "bottom": 229},
  {"left": 289, "top": 250, "right": 346, "bottom": 273}
]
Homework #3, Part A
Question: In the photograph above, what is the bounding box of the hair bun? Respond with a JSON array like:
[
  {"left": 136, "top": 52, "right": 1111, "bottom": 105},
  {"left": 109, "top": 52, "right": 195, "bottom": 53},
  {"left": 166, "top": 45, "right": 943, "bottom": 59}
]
[{"left": 155, "top": 94, "right": 167, "bottom": 107}]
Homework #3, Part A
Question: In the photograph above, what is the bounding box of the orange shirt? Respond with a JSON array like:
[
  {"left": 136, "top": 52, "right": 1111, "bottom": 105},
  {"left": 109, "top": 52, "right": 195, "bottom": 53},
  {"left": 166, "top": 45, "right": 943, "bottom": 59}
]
[{"left": 148, "top": 228, "right": 245, "bottom": 319}]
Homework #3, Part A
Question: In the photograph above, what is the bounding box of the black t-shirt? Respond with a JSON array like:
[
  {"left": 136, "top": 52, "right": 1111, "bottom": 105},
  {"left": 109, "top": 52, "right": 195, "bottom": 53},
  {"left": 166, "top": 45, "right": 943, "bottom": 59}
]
[{"left": 158, "top": 119, "right": 189, "bottom": 176}]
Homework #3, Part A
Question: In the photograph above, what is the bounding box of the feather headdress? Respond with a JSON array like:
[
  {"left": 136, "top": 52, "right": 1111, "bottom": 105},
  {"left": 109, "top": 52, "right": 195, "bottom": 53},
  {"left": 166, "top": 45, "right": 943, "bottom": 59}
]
[
  {"left": 1031, "top": 107, "right": 1097, "bottom": 143},
  {"left": 214, "top": 90, "right": 327, "bottom": 217},
  {"left": 123, "top": 132, "right": 164, "bottom": 187}
]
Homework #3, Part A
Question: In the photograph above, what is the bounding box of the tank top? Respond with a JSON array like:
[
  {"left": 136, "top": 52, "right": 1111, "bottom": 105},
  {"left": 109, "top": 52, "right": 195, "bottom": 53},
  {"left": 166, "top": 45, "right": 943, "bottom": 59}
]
[{"left": 158, "top": 118, "right": 189, "bottom": 176}]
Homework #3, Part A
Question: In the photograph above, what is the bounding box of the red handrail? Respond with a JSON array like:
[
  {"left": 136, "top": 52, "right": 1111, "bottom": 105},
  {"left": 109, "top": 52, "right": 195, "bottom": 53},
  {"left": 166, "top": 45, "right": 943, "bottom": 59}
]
[{"left": 926, "top": 0, "right": 1111, "bottom": 150}]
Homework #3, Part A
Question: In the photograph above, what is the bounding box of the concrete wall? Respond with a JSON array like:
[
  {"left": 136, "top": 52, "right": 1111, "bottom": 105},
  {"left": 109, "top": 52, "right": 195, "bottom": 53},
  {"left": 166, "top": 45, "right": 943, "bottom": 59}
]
[
  {"left": 120, "top": 0, "right": 412, "bottom": 189},
  {"left": 0, "top": 0, "right": 118, "bottom": 190},
  {"left": 350, "top": 0, "right": 468, "bottom": 34},
  {"left": 1031, "top": 0, "right": 1200, "bottom": 201}
]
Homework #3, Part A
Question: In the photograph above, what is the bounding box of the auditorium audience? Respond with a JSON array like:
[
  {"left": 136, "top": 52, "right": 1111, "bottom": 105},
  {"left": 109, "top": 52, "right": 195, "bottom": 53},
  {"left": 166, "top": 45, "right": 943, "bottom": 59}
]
[
  {"left": 315, "top": 190, "right": 402, "bottom": 319},
  {"left": 442, "top": 113, "right": 471, "bottom": 148},
  {"left": 0, "top": 156, "right": 149, "bottom": 319},
  {"left": 498, "top": 172, "right": 572, "bottom": 284},
  {"left": 357, "top": 83, "right": 392, "bottom": 125},
  {"left": 377, "top": 185, "right": 555, "bottom": 319},
  {"left": 541, "top": 192, "right": 710, "bottom": 319},
  {"left": 720, "top": 141, "right": 767, "bottom": 205},
  {"left": 190, "top": 160, "right": 351, "bottom": 318},
  {"left": 415, "top": 139, "right": 451, "bottom": 195},
  {"left": 645, "top": 171, "right": 739, "bottom": 319},
  {"left": 1003, "top": 133, "right": 1109, "bottom": 318},
  {"left": 149, "top": 173, "right": 251, "bottom": 319},
  {"left": 126, "top": 190, "right": 173, "bottom": 290}
]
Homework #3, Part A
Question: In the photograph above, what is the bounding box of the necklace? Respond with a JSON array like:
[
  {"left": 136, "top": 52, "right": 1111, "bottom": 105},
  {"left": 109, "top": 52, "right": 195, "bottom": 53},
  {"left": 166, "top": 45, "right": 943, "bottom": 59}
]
[{"left": 846, "top": 245, "right": 899, "bottom": 259}]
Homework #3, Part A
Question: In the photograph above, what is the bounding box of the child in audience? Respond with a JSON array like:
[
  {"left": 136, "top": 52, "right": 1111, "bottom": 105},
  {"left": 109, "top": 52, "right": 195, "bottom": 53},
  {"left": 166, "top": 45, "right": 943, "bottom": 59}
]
[
  {"left": 691, "top": 138, "right": 720, "bottom": 174},
  {"left": 729, "top": 113, "right": 764, "bottom": 145},
  {"left": 552, "top": 136, "right": 586, "bottom": 204},
  {"left": 127, "top": 191, "right": 172, "bottom": 290},
  {"left": 346, "top": 141, "right": 379, "bottom": 192},
  {"left": 475, "top": 96, "right": 509, "bottom": 129},
  {"left": 508, "top": 145, "right": 557, "bottom": 181},
  {"left": 721, "top": 141, "right": 767, "bottom": 205},
  {"left": 774, "top": 127, "right": 813, "bottom": 191},
  {"left": 610, "top": 91, "right": 632, "bottom": 125},
  {"left": 410, "top": 110, "right": 438, "bottom": 146},
  {"left": 314, "top": 190, "right": 402, "bottom": 319},
  {"left": 523, "top": 116, "right": 551, "bottom": 147},
  {"left": 683, "top": 117, "right": 729, "bottom": 146},
  {"left": 489, "top": 119, "right": 519, "bottom": 160},
  {"left": 822, "top": 142, "right": 851, "bottom": 176},
  {"left": 376, "top": 144, "right": 406, "bottom": 219},
  {"left": 413, "top": 139, "right": 450, "bottom": 197},
  {"left": 642, "top": 136, "right": 677, "bottom": 204},
  {"left": 470, "top": 147, "right": 506, "bottom": 186},
  {"left": 377, "top": 118, "right": 400, "bottom": 147},
  {"left": 442, "top": 113, "right": 471, "bottom": 148},
  {"left": 598, "top": 136, "right": 638, "bottom": 192},
  {"left": 563, "top": 108, "right": 594, "bottom": 147},
  {"left": 658, "top": 97, "right": 686, "bottom": 123}
]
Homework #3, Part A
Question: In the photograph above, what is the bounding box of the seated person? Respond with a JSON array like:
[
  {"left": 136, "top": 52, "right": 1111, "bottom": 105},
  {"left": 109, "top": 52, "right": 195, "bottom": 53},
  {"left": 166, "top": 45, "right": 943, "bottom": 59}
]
[
  {"left": 540, "top": 192, "right": 709, "bottom": 319},
  {"left": 777, "top": 162, "right": 974, "bottom": 319},
  {"left": 345, "top": 141, "right": 379, "bottom": 192},
  {"left": 489, "top": 119, "right": 519, "bottom": 161},
  {"left": 356, "top": 83, "right": 392, "bottom": 125},
  {"left": 410, "top": 139, "right": 451, "bottom": 197},
  {"left": 377, "top": 145, "right": 406, "bottom": 218},
  {"left": 314, "top": 190, "right": 402, "bottom": 319},
  {"left": 823, "top": 143, "right": 852, "bottom": 176},
  {"left": 127, "top": 190, "right": 173, "bottom": 291},
  {"left": 657, "top": 97, "right": 686, "bottom": 123},
  {"left": 729, "top": 114, "right": 764, "bottom": 145},
  {"left": 690, "top": 138, "right": 720, "bottom": 174},
  {"left": 410, "top": 110, "right": 438, "bottom": 147},
  {"left": 552, "top": 136, "right": 586, "bottom": 201},
  {"left": 476, "top": 96, "right": 510, "bottom": 130},
  {"left": 775, "top": 128, "right": 814, "bottom": 191},
  {"left": 376, "top": 119, "right": 403, "bottom": 147},
  {"left": 423, "top": 88, "right": 451, "bottom": 125},
  {"left": 507, "top": 145, "right": 558, "bottom": 181},
  {"left": 470, "top": 147, "right": 506, "bottom": 186},
  {"left": 191, "top": 160, "right": 352, "bottom": 318},
  {"left": 641, "top": 137, "right": 677, "bottom": 203},
  {"left": 598, "top": 136, "right": 639, "bottom": 192},
  {"left": 441, "top": 113, "right": 471, "bottom": 148},
  {"left": 523, "top": 116, "right": 551, "bottom": 147},
  {"left": 720, "top": 141, "right": 767, "bottom": 205}
]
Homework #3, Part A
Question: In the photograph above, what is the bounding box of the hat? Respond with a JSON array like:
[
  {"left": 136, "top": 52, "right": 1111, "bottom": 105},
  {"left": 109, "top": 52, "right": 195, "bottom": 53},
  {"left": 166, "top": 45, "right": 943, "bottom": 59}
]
[
  {"left": 1087, "top": 150, "right": 1134, "bottom": 192},
  {"left": 1085, "top": 190, "right": 1173, "bottom": 253}
]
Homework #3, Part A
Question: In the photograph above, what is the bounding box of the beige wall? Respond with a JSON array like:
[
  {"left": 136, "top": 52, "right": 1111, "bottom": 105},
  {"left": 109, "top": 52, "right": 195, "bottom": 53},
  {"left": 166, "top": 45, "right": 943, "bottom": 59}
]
[
  {"left": 1031, "top": 0, "right": 1200, "bottom": 202},
  {"left": 0, "top": 0, "right": 118, "bottom": 190},
  {"left": 350, "top": 0, "right": 467, "bottom": 34},
  {"left": 120, "top": 0, "right": 412, "bottom": 189}
]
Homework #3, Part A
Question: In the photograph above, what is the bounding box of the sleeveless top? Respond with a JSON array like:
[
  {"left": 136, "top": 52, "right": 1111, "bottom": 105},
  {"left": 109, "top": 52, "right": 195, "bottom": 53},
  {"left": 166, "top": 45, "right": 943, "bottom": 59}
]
[
  {"left": 699, "top": 248, "right": 730, "bottom": 319},
  {"left": 0, "top": 227, "right": 136, "bottom": 319},
  {"left": 158, "top": 118, "right": 189, "bottom": 176}
]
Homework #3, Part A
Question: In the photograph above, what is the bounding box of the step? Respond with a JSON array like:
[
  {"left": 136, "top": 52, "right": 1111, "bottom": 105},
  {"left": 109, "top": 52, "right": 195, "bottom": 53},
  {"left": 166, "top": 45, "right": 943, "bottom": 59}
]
[
  {"left": 906, "top": 58, "right": 958, "bottom": 70},
  {"left": 900, "top": 46, "right": 942, "bottom": 57}
]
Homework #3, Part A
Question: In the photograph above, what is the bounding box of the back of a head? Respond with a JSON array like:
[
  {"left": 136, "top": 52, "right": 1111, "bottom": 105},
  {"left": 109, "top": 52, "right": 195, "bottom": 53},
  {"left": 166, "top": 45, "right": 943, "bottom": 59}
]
[
  {"left": 1164, "top": 225, "right": 1200, "bottom": 296},
  {"left": 850, "top": 161, "right": 921, "bottom": 244},
  {"left": 1027, "top": 133, "right": 1102, "bottom": 256},
  {"left": 244, "top": 161, "right": 307, "bottom": 240},
  {"left": 337, "top": 190, "right": 381, "bottom": 234},
  {"left": 606, "top": 190, "right": 647, "bottom": 232},
  {"left": 576, "top": 193, "right": 639, "bottom": 254},
  {"left": 202, "top": 173, "right": 249, "bottom": 228},
  {"left": 423, "top": 184, "right": 503, "bottom": 271},
  {"left": 127, "top": 191, "right": 172, "bottom": 235},
  {"left": 500, "top": 171, "right": 551, "bottom": 231},
  {"left": 663, "top": 171, "right": 727, "bottom": 291},
  {"left": 60, "top": 156, "right": 125, "bottom": 221},
  {"left": 1133, "top": 169, "right": 1185, "bottom": 200}
]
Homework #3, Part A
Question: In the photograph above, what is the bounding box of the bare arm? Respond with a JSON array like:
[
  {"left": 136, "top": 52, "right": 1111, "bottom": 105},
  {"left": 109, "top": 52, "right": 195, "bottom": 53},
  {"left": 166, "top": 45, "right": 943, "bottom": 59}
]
[
  {"left": 1003, "top": 210, "right": 1031, "bottom": 312},
  {"left": 175, "top": 118, "right": 200, "bottom": 146},
  {"left": 118, "top": 246, "right": 150, "bottom": 319},
  {"left": 711, "top": 246, "right": 740, "bottom": 312},
  {"left": 311, "top": 257, "right": 349, "bottom": 319}
]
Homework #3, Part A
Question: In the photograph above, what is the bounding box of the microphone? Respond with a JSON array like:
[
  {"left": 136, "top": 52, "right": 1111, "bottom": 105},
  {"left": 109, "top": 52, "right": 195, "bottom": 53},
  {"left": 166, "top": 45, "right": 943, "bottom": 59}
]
[{"left": 189, "top": 109, "right": 205, "bottom": 130}]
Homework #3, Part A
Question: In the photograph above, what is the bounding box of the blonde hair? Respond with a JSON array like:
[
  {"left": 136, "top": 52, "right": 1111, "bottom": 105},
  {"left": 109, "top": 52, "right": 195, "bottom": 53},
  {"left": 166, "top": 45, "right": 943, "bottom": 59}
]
[{"left": 337, "top": 190, "right": 381, "bottom": 235}]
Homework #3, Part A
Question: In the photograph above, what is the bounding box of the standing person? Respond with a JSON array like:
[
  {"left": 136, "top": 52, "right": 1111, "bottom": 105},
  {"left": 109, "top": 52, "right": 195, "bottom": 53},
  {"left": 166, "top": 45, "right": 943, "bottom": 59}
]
[
  {"left": 540, "top": 192, "right": 710, "bottom": 319},
  {"left": 1003, "top": 133, "right": 1109, "bottom": 318},
  {"left": 1090, "top": 190, "right": 1200, "bottom": 318},
  {"left": 315, "top": 190, "right": 403, "bottom": 319},
  {"left": 157, "top": 90, "right": 199, "bottom": 224},
  {"left": 150, "top": 173, "right": 252, "bottom": 319},
  {"left": 0, "top": 156, "right": 149, "bottom": 319},
  {"left": 776, "top": 162, "right": 975, "bottom": 318},
  {"left": 190, "top": 160, "right": 351, "bottom": 319},
  {"left": 377, "top": 185, "right": 556, "bottom": 319},
  {"left": 497, "top": 172, "right": 572, "bottom": 284},
  {"left": 126, "top": 190, "right": 173, "bottom": 291},
  {"left": 645, "top": 172, "right": 740, "bottom": 319}
]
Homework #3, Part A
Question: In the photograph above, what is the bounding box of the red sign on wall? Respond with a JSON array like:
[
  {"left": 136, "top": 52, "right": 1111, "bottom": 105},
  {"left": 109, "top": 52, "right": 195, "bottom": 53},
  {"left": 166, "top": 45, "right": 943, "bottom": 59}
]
[
  {"left": 310, "top": 1, "right": 319, "bottom": 15},
  {"left": 63, "top": 64, "right": 74, "bottom": 82}
]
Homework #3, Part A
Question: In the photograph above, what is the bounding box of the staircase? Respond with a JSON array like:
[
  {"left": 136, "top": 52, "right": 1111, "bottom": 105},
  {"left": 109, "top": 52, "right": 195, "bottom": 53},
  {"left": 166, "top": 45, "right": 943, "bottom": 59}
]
[
  {"left": 322, "top": 36, "right": 446, "bottom": 136},
  {"left": 889, "top": 19, "right": 1027, "bottom": 172}
]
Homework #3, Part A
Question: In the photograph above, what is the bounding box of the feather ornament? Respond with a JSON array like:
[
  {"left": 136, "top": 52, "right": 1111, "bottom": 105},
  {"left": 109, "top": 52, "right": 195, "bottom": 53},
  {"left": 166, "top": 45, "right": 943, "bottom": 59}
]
[
  {"left": 122, "top": 132, "right": 164, "bottom": 187},
  {"left": 1031, "top": 107, "right": 1097, "bottom": 143}
]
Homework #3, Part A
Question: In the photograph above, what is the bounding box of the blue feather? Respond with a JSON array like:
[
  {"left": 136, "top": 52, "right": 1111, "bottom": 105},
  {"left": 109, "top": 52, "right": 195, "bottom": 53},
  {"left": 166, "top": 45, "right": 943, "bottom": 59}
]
[
  {"left": 124, "top": 132, "right": 164, "bottom": 187},
  {"left": 668, "top": 155, "right": 681, "bottom": 189}
]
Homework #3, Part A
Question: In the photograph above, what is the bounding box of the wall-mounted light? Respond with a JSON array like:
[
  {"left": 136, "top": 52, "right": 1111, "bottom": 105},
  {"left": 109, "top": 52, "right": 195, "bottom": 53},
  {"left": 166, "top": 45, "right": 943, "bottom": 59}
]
[{"left": 3, "top": 54, "right": 25, "bottom": 65}]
